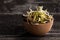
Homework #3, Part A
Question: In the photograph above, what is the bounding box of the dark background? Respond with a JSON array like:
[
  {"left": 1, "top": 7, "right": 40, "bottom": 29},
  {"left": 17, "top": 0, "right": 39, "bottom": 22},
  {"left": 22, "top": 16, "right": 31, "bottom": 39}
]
[
  {"left": 0, "top": 0, "right": 60, "bottom": 35},
  {"left": 0, "top": 0, "right": 60, "bottom": 13}
]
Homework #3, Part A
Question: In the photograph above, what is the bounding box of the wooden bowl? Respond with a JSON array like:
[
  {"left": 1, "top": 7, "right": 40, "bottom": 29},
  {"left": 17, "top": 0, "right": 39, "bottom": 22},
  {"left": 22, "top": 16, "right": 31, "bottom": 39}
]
[{"left": 23, "top": 19, "right": 54, "bottom": 36}]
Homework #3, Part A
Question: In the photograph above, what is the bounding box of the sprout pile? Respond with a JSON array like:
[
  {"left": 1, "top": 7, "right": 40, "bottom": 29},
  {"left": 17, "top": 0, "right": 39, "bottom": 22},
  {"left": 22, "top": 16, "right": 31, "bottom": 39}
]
[{"left": 23, "top": 6, "right": 53, "bottom": 25}]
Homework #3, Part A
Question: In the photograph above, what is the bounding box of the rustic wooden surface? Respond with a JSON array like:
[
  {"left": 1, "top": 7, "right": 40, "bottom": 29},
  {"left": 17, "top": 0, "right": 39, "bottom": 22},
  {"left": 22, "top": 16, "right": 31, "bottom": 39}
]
[{"left": 0, "top": 0, "right": 60, "bottom": 39}]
